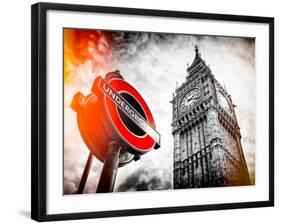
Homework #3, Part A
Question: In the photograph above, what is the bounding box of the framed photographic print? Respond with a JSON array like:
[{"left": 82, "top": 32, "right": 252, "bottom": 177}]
[{"left": 31, "top": 2, "right": 274, "bottom": 222}]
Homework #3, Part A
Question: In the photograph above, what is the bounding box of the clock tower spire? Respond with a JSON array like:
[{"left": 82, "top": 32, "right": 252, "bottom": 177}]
[
  {"left": 194, "top": 44, "right": 199, "bottom": 55},
  {"left": 172, "top": 46, "right": 251, "bottom": 189},
  {"left": 186, "top": 45, "right": 210, "bottom": 78}
]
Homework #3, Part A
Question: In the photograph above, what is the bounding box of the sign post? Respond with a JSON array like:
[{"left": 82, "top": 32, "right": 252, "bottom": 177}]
[
  {"left": 96, "top": 141, "right": 121, "bottom": 193},
  {"left": 77, "top": 153, "right": 94, "bottom": 194}
]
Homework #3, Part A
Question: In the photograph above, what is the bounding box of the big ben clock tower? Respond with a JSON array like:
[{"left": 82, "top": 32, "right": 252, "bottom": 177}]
[{"left": 172, "top": 45, "right": 251, "bottom": 189}]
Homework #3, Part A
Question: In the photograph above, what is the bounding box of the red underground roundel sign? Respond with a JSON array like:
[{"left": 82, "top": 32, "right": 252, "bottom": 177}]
[{"left": 95, "top": 76, "right": 160, "bottom": 154}]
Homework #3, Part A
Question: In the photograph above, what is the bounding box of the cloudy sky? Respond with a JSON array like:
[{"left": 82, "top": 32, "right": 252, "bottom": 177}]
[{"left": 63, "top": 29, "right": 255, "bottom": 194}]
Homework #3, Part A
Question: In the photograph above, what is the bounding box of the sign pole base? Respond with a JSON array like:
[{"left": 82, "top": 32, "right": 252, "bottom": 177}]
[{"left": 96, "top": 141, "right": 121, "bottom": 193}]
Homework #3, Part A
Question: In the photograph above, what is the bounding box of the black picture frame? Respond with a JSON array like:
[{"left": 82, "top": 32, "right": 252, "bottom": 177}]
[{"left": 31, "top": 2, "right": 274, "bottom": 222}]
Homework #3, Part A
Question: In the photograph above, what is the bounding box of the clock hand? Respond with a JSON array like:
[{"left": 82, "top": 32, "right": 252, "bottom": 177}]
[
  {"left": 192, "top": 96, "right": 199, "bottom": 100},
  {"left": 185, "top": 95, "right": 199, "bottom": 106},
  {"left": 186, "top": 94, "right": 194, "bottom": 102},
  {"left": 184, "top": 98, "right": 193, "bottom": 106}
]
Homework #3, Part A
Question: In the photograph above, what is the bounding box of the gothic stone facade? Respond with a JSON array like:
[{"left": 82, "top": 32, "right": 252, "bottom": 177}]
[{"left": 172, "top": 46, "right": 251, "bottom": 189}]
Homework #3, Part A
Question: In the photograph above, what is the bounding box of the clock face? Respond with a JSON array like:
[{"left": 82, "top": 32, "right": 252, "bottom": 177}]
[
  {"left": 217, "top": 90, "right": 232, "bottom": 115},
  {"left": 179, "top": 88, "right": 200, "bottom": 112}
]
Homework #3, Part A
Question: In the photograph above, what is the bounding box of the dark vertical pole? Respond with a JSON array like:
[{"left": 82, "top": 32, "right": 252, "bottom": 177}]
[
  {"left": 96, "top": 141, "right": 121, "bottom": 193},
  {"left": 77, "top": 153, "right": 94, "bottom": 194}
]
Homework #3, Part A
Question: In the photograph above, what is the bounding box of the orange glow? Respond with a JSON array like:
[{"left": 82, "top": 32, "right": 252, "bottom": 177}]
[{"left": 63, "top": 29, "right": 113, "bottom": 84}]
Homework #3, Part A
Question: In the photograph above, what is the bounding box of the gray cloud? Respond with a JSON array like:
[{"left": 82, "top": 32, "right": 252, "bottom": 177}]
[
  {"left": 64, "top": 149, "right": 103, "bottom": 194},
  {"left": 116, "top": 167, "right": 172, "bottom": 192}
]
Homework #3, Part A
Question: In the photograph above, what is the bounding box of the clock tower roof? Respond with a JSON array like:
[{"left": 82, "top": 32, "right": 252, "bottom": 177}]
[{"left": 187, "top": 45, "right": 204, "bottom": 72}]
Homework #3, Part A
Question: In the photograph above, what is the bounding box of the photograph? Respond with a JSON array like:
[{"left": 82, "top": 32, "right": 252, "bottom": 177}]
[{"left": 63, "top": 28, "right": 255, "bottom": 194}]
